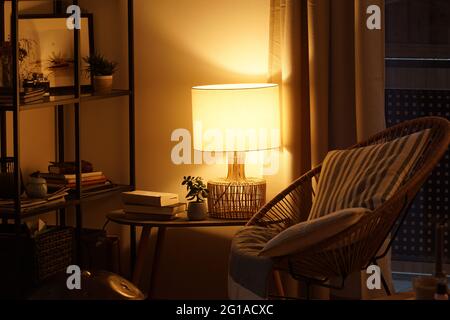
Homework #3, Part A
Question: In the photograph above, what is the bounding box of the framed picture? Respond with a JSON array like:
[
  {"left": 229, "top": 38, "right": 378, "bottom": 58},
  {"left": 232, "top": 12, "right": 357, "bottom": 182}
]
[{"left": 2, "top": 12, "right": 94, "bottom": 92}]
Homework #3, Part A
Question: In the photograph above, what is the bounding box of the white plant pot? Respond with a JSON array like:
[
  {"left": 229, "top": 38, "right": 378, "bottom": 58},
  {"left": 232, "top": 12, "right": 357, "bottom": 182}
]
[
  {"left": 93, "top": 75, "right": 113, "bottom": 94},
  {"left": 187, "top": 202, "right": 207, "bottom": 221}
]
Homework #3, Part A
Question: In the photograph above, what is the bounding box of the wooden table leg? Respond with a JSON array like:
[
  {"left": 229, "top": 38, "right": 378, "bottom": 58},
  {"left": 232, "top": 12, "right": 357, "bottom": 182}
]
[
  {"left": 132, "top": 226, "right": 152, "bottom": 285},
  {"left": 148, "top": 226, "right": 166, "bottom": 299}
]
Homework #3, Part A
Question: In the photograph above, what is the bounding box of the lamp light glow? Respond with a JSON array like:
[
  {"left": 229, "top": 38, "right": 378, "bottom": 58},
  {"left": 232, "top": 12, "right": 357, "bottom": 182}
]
[
  {"left": 192, "top": 83, "right": 280, "bottom": 152},
  {"left": 191, "top": 83, "right": 280, "bottom": 220}
]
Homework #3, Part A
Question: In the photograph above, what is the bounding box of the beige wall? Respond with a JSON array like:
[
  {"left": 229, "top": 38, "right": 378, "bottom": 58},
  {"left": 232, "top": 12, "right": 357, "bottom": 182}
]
[
  {"left": 9, "top": 0, "right": 296, "bottom": 299},
  {"left": 134, "top": 0, "right": 271, "bottom": 197},
  {"left": 132, "top": 0, "right": 276, "bottom": 299}
]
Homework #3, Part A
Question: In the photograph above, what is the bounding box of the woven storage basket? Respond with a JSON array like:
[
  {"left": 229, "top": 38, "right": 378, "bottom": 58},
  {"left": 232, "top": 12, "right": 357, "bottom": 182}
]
[
  {"left": 207, "top": 179, "right": 266, "bottom": 220},
  {"left": 33, "top": 226, "right": 74, "bottom": 284}
]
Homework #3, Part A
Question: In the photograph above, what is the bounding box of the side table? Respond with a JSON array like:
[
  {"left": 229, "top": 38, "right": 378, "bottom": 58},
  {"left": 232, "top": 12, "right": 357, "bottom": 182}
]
[{"left": 106, "top": 210, "right": 247, "bottom": 298}]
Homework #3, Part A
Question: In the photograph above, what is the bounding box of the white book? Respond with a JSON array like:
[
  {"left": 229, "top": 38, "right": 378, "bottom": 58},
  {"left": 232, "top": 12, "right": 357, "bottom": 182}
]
[
  {"left": 124, "top": 203, "right": 186, "bottom": 215},
  {"left": 122, "top": 191, "right": 179, "bottom": 207}
]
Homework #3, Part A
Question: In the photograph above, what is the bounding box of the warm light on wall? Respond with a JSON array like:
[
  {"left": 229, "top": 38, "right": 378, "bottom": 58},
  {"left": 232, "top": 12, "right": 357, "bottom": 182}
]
[{"left": 147, "top": 0, "right": 270, "bottom": 76}]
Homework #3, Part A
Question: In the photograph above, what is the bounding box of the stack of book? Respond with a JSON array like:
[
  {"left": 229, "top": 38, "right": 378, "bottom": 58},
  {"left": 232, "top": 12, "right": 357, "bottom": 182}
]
[
  {"left": 0, "top": 87, "right": 46, "bottom": 106},
  {"left": 48, "top": 161, "right": 94, "bottom": 174},
  {"left": 0, "top": 187, "right": 69, "bottom": 213},
  {"left": 122, "top": 191, "right": 186, "bottom": 221},
  {"left": 41, "top": 171, "right": 108, "bottom": 190}
]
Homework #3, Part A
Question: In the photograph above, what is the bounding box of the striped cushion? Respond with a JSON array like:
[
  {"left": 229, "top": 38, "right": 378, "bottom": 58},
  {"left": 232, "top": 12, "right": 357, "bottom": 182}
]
[{"left": 309, "top": 129, "right": 431, "bottom": 220}]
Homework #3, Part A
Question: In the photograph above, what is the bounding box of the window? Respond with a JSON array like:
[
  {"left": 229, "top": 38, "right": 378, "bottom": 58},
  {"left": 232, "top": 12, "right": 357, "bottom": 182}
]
[{"left": 386, "top": 0, "right": 450, "bottom": 267}]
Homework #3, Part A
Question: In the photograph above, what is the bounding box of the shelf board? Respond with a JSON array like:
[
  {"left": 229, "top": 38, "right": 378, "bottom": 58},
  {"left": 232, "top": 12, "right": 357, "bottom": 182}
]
[
  {"left": 20, "top": 95, "right": 80, "bottom": 111},
  {"left": 18, "top": 200, "right": 79, "bottom": 220},
  {"left": 0, "top": 90, "right": 131, "bottom": 112},
  {"left": 2, "top": 184, "right": 131, "bottom": 220},
  {"left": 81, "top": 89, "right": 131, "bottom": 103}
]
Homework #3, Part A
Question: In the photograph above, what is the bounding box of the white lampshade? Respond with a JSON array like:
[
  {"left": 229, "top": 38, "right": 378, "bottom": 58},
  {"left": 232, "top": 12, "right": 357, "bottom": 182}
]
[{"left": 192, "top": 83, "right": 280, "bottom": 152}]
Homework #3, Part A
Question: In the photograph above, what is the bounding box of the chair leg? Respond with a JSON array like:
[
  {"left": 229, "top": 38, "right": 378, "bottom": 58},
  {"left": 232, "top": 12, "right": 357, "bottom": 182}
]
[{"left": 273, "top": 270, "right": 286, "bottom": 298}]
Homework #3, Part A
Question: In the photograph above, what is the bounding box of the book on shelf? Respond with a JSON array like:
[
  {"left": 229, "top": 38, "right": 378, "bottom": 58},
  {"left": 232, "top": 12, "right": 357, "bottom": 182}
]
[
  {"left": 46, "top": 187, "right": 71, "bottom": 201},
  {"left": 0, "top": 88, "right": 46, "bottom": 105},
  {"left": 20, "top": 197, "right": 67, "bottom": 213},
  {"left": 64, "top": 178, "right": 108, "bottom": 189},
  {"left": 0, "top": 96, "right": 45, "bottom": 104},
  {"left": 42, "top": 171, "right": 109, "bottom": 190},
  {"left": 42, "top": 172, "right": 106, "bottom": 185},
  {"left": 47, "top": 178, "right": 108, "bottom": 189},
  {"left": 0, "top": 188, "right": 68, "bottom": 213},
  {"left": 122, "top": 191, "right": 179, "bottom": 207},
  {"left": 40, "top": 171, "right": 104, "bottom": 181},
  {"left": 123, "top": 202, "right": 186, "bottom": 215},
  {"left": 0, "top": 87, "right": 46, "bottom": 97},
  {"left": 48, "top": 160, "right": 94, "bottom": 174}
]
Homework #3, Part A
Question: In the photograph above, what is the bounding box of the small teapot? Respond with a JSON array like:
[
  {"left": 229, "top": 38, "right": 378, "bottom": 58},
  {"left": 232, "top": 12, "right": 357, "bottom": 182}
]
[{"left": 26, "top": 172, "right": 47, "bottom": 199}]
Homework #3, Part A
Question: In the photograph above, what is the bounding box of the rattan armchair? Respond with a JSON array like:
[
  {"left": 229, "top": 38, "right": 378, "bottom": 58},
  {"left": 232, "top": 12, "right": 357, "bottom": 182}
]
[{"left": 247, "top": 117, "right": 450, "bottom": 297}]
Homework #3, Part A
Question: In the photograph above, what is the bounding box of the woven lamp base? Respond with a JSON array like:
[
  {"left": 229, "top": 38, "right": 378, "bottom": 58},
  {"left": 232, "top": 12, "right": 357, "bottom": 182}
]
[{"left": 207, "top": 177, "right": 266, "bottom": 220}]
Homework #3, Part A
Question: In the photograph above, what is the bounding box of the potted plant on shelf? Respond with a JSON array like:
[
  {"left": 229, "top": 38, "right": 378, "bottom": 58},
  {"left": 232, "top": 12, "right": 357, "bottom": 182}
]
[
  {"left": 182, "top": 176, "right": 209, "bottom": 221},
  {"left": 83, "top": 52, "right": 118, "bottom": 94}
]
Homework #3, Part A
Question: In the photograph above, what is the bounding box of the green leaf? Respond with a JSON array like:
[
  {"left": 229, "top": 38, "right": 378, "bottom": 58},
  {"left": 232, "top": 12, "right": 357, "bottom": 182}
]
[
  {"left": 183, "top": 176, "right": 209, "bottom": 201},
  {"left": 186, "top": 190, "right": 196, "bottom": 197}
]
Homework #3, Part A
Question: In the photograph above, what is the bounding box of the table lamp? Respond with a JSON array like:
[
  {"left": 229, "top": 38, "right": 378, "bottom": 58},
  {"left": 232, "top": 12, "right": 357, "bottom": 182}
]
[{"left": 192, "top": 83, "right": 280, "bottom": 219}]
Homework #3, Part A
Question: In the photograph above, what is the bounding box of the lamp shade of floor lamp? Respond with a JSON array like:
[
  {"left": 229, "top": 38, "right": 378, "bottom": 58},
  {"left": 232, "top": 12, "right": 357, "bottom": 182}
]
[{"left": 192, "top": 83, "right": 280, "bottom": 219}]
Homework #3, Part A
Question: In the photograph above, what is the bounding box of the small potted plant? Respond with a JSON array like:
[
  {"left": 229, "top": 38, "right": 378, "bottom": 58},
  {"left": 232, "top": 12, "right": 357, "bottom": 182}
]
[
  {"left": 182, "top": 176, "right": 209, "bottom": 221},
  {"left": 83, "top": 52, "right": 118, "bottom": 94}
]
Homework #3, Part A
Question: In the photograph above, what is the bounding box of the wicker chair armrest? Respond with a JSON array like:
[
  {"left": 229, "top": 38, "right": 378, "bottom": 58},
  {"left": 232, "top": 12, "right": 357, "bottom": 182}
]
[{"left": 247, "top": 167, "right": 321, "bottom": 231}]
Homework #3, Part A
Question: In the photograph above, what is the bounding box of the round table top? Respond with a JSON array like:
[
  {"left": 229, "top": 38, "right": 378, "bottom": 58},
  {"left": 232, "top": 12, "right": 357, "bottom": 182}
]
[{"left": 107, "top": 210, "right": 248, "bottom": 227}]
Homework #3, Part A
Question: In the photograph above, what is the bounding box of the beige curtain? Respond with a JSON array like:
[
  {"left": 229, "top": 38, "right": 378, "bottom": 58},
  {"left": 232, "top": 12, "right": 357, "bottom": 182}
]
[{"left": 269, "top": 0, "right": 393, "bottom": 299}]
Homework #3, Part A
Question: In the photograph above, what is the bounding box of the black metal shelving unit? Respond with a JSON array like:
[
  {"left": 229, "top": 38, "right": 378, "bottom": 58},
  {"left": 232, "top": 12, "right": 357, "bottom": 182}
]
[{"left": 0, "top": 0, "right": 135, "bottom": 269}]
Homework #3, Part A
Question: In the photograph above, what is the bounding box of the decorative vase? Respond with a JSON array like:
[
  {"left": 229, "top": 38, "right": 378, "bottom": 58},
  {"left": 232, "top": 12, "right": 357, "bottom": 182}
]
[
  {"left": 93, "top": 75, "right": 113, "bottom": 94},
  {"left": 26, "top": 177, "right": 47, "bottom": 199},
  {"left": 187, "top": 202, "right": 207, "bottom": 221}
]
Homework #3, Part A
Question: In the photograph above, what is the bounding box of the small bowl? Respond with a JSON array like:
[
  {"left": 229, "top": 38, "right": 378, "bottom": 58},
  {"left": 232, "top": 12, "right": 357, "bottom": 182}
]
[{"left": 26, "top": 177, "right": 48, "bottom": 199}]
